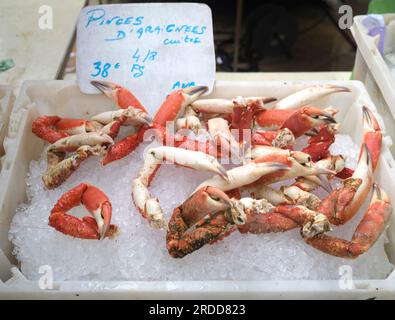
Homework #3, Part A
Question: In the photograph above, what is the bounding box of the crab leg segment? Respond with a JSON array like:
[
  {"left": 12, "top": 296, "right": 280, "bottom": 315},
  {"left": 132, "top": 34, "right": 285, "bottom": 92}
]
[
  {"left": 304, "top": 184, "right": 392, "bottom": 258},
  {"left": 276, "top": 85, "right": 350, "bottom": 110},
  {"left": 49, "top": 183, "right": 119, "bottom": 239},
  {"left": 237, "top": 198, "right": 301, "bottom": 234}
]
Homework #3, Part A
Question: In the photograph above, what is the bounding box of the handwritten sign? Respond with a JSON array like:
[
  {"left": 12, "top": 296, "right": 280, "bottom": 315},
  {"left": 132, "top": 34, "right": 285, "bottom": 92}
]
[{"left": 76, "top": 3, "right": 215, "bottom": 114}]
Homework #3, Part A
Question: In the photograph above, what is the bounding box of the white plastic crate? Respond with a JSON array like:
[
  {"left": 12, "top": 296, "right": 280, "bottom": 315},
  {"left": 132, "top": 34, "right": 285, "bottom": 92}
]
[
  {"left": 0, "top": 80, "right": 395, "bottom": 299},
  {"left": 351, "top": 14, "right": 395, "bottom": 158},
  {"left": 0, "top": 85, "right": 14, "bottom": 161}
]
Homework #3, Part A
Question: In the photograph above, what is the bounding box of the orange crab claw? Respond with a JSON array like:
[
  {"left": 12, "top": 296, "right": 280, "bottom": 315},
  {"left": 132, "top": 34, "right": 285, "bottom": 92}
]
[
  {"left": 319, "top": 144, "right": 372, "bottom": 225},
  {"left": 362, "top": 106, "right": 382, "bottom": 171},
  {"left": 304, "top": 184, "right": 392, "bottom": 258},
  {"left": 49, "top": 183, "right": 119, "bottom": 240},
  {"left": 91, "top": 80, "right": 147, "bottom": 112},
  {"left": 153, "top": 85, "right": 208, "bottom": 126},
  {"left": 32, "top": 116, "right": 98, "bottom": 143},
  {"left": 255, "top": 106, "right": 336, "bottom": 138},
  {"left": 180, "top": 186, "right": 232, "bottom": 227},
  {"left": 280, "top": 106, "right": 337, "bottom": 138},
  {"left": 302, "top": 125, "right": 337, "bottom": 162}
]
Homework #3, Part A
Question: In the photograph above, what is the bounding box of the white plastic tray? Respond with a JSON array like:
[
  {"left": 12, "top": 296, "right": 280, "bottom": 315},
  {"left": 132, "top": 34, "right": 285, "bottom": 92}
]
[
  {"left": 0, "top": 80, "right": 395, "bottom": 299},
  {"left": 0, "top": 85, "right": 14, "bottom": 159},
  {"left": 351, "top": 14, "right": 395, "bottom": 157}
]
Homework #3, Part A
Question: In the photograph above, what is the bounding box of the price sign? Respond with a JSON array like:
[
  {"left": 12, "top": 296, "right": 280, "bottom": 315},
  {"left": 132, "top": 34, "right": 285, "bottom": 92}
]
[{"left": 76, "top": 3, "right": 215, "bottom": 114}]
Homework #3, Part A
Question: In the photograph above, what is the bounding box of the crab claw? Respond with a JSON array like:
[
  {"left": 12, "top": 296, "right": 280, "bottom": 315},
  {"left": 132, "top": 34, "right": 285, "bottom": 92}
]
[
  {"left": 92, "top": 106, "right": 153, "bottom": 127},
  {"left": 49, "top": 183, "right": 118, "bottom": 240},
  {"left": 304, "top": 183, "right": 391, "bottom": 258},
  {"left": 183, "top": 86, "right": 209, "bottom": 104},
  {"left": 147, "top": 146, "right": 229, "bottom": 181},
  {"left": 362, "top": 106, "right": 382, "bottom": 171},
  {"left": 181, "top": 186, "right": 233, "bottom": 227},
  {"left": 306, "top": 109, "right": 337, "bottom": 125},
  {"left": 276, "top": 84, "right": 351, "bottom": 110},
  {"left": 153, "top": 86, "right": 208, "bottom": 126},
  {"left": 321, "top": 144, "right": 373, "bottom": 225},
  {"left": 280, "top": 106, "right": 337, "bottom": 138},
  {"left": 49, "top": 132, "right": 114, "bottom": 154},
  {"left": 195, "top": 162, "right": 289, "bottom": 192},
  {"left": 81, "top": 185, "right": 113, "bottom": 240},
  {"left": 91, "top": 80, "right": 146, "bottom": 111}
]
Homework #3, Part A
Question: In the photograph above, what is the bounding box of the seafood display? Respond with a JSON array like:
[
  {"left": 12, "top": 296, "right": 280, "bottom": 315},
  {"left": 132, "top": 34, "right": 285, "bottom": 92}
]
[{"left": 29, "top": 82, "right": 392, "bottom": 263}]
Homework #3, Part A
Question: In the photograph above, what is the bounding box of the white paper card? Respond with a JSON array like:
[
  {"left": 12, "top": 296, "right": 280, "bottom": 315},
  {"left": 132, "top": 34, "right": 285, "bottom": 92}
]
[{"left": 76, "top": 3, "right": 215, "bottom": 114}]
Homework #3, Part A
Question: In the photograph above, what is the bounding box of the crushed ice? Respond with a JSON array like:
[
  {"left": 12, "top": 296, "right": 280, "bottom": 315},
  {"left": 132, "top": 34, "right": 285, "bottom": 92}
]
[{"left": 9, "top": 135, "right": 394, "bottom": 281}]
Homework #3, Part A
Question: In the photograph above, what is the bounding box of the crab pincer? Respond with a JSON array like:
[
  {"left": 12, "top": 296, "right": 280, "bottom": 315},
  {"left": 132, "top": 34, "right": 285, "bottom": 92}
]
[
  {"left": 132, "top": 147, "right": 229, "bottom": 230},
  {"left": 32, "top": 116, "right": 100, "bottom": 143},
  {"left": 304, "top": 184, "right": 392, "bottom": 258},
  {"left": 49, "top": 183, "right": 119, "bottom": 240},
  {"left": 275, "top": 84, "right": 350, "bottom": 110}
]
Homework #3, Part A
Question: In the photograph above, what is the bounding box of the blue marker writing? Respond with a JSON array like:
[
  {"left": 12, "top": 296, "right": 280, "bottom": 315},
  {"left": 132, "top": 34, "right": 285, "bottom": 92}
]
[
  {"left": 85, "top": 8, "right": 106, "bottom": 28},
  {"left": 105, "top": 30, "right": 126, "bottom": 41}
]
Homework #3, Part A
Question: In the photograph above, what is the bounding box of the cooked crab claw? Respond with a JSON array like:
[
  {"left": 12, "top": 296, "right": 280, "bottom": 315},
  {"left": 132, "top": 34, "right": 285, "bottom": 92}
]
[
  {"left": 49, "top": 183, "right": 119, "bottom": 240},
  {"left": 304, "top": 183, "right": 392, "bottom": 258},
  {"left": 48, "top": 132, "right": 114, "bottom": 153},
  {"left": 182, "top": 85, "right": 209, "bottom": 102},
  {"left": 92, "top": 106, "right": 153, "bottom": 127},
  {"left": 153, "top": 85, "right": 208, "bottom": 127},
  {"left": 362, "top": 106, "right": 382, "bottom": 171},
  {"left": 147, "top": 146, "right": 229, "bottom": 181},
  {"left": 318, "top": 112, "right": 337, "bottom": 124},
  {"left": 280, "top": 106, "right": 337, "bottom": 137},
  {"left": 194, "top": 162, "right": 289, "bottom": 192},
  {"left": 91, "top": 80, "right": 146, "bottom": 110},
  {"left": 81, "top": 185, "right": 112, "bottom": 240},
  {"left": 180, "top": 186, "right": 233, "bottom": 227},
  {"left": 276, "top": 84, "right": 351, "bottom": 110}
]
